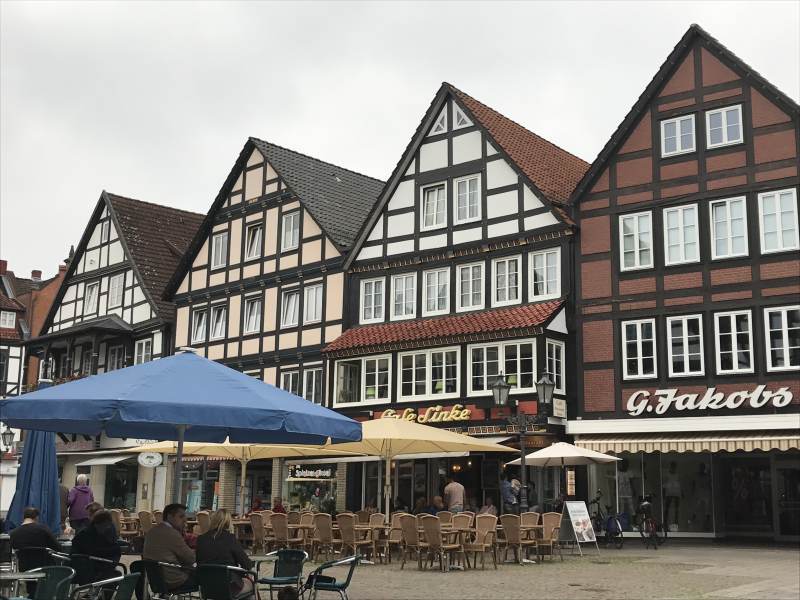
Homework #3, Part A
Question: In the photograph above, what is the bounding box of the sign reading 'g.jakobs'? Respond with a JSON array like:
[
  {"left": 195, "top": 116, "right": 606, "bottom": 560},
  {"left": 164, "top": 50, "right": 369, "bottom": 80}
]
[{"left": 627, "top": 385, "right": 793, "bottom": 416}]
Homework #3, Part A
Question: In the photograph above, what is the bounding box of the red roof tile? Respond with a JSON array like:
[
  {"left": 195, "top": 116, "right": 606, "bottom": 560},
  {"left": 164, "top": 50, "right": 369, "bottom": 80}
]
[{"left": 324, "top": 301, "right": 563, "bottom": 354}]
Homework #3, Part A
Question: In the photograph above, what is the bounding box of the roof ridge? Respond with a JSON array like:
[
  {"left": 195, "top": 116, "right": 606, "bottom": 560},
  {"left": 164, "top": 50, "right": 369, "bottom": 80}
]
[{"left": 105, "top": 191, "right": 205, "bottom": 218}]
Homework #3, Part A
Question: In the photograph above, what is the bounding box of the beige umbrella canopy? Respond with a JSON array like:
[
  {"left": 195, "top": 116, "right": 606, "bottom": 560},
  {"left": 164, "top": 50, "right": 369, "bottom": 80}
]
[{"left": 506, "top": 441, "right": 619, "bottom": 467}]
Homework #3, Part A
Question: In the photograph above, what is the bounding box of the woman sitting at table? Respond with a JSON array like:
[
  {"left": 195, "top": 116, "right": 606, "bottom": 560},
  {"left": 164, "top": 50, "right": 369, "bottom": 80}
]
[
  {"left": 196, "top": 509, "right": 254, "bottom": 598},
  {"left": 71, "top": 510, "right": 122, "bottom": 580}
]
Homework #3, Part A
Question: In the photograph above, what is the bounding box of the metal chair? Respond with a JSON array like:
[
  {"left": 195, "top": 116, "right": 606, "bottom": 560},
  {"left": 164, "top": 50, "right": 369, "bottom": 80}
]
[
  {"left": 255, "top": 549, "right": 307, "bottom": 600},
  {"left": 196, "top": 564, "right": 256, "bottom": 600},
  {"left": 130, "top": 559, "right": 197, "bottom": 600},
  {"left": 14, "top": 547, "right": 54, "bottom": 572},
  {"left": 65, "top": 553, "right": 126, "bottom": 585},
  {"left": 69, "top": 573, "right": 139, "bottom": 600},
  {"left": 302, "top": 556, "right": 360, "bottom": 600},
  {"left": 25, "top": 566, "right": 75, "bottom": 600}
]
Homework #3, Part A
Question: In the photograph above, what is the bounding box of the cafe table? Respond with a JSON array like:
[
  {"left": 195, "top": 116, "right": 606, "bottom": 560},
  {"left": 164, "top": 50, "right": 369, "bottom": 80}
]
[{"left": 0, "top": 570, "right": 46, "bottom": 596}]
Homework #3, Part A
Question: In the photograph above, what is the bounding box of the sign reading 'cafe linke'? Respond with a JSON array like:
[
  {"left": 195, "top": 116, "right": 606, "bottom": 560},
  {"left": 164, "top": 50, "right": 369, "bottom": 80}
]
[{"left": 627, "top": 386, "right": 794, "bottom": 417}]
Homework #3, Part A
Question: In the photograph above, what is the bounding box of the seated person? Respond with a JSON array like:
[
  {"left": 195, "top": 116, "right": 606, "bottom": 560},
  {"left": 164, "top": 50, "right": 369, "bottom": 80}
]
[
  {"left": 196, "top": 509, "right": 253, "bottom": 598},
  {"left": 425, "top": 496, "right": 445, "bottom": 515},
  {"left": 143, "top": 503, "right": 196, "bottom": 591},
  {"left": 271, "top": 496, "right": 287, "bottom": 514},
  {"left": 411, "top": 497, "right": 427, "bottom": 515},
  {"left": 249, "top": 498, "right": 264, "bottom": 514},
  {"left": 71, "top": 510, "right": 122, "bottom": 580},
  {"left": 478, "top": 497, "right": 498, "bottom": 516},
  {"left": 9, "top": 506, "right": 61, "bottom": 556}
]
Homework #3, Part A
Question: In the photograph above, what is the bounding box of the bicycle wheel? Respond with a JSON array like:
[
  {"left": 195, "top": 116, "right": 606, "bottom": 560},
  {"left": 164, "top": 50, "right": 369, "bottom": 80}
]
[{"left": 613, "top": 519, "right": 624, "bottom": 549}]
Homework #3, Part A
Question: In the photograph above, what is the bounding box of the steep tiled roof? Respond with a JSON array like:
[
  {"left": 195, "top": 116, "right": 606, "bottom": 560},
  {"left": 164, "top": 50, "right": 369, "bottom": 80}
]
[
  {"left": 106, "top": 193, "right": 204, "bottom": 321},
  {"left": 0, "top": 293, "right": 24, "bottom": 311},
  {"left": 448, "top": 84, "right": 589, "bottom": 205},
  {"left": 324, "top": 301, "right": 563, "bottom": 355},
  {"left": 250, "top": 139, "right": 385, "bottom": 250}
]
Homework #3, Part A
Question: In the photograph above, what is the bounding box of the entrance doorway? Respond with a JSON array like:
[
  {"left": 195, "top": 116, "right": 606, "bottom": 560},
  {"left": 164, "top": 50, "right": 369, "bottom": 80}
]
[{"left": 774, "top": 457, "right": 800, "bottom": 540}]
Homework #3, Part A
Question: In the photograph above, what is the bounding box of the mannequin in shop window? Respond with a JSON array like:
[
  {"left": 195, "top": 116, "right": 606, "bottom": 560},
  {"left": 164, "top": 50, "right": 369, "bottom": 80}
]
[
  {"left": 663, "top": 461, "right": 682, "bottom": 531},
  {"left": 617, "top": 459, "right": 637, "bottom": 527}
]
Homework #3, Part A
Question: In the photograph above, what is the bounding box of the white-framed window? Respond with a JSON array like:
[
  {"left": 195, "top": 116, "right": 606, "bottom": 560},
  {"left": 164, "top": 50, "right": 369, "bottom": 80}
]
[
  {"left": 360, "top": 278, "right": 384, "bottom": 324},
  {"left": 660, "top": 114, "right": 696, "bottom": 157},
  {"left": 107, "top": 346, "right": 125, "bottom": 372},
  {"left": 334, "top": 355, "right": 392, "bottom": 406},
  {"left": 421, "top": 183, "right": 446, "bottom": 231},
  {"left": 491, "top": 255, "right": 521, "bottom": 307},
  {"left": 454, "top": 174, "right": 481, "bottom": 224},
  {"left": 281, "top": 290, "right": 300, "bottom": 327},
  {"left": 108, "top": 273, "right": 124, "bottom": 308},
  {"left": 758, "top": 188, "right": 799, "bottom": 254},
  {"left": 210, "top": 304, "right": 227, "bottom": 340},
  {"left": 710, "top": 197, "right": 748, "bottom": 259},
  {"left": 304, "top": 284, "right": 323, "bottom": 324},
  {"left": 84, "top": 282, "right": 99, "bottom": 314},
  {"left": 765, "top": 306, "right": 800, "bottom": 371},
  {"left": 423, "top": 268, "right": 449, "bottom": 316},
  {"left": 0, "top": 311, "right": 15, "bottom": 328},
  {"left": 100, "top": 220, "right": 111, "bottom": 243},
  {"left": 399, "top": 347, "right": 459, "bottom": 400},
  {"left": 81, "top": 350, "right": 92, "bottom": 375},
  {"left": 621, "top": 319, "right": 657, "bottom": 380},
  {"left": 245, "top": 223, "right": 264, "bottom": 260},
  {"left": 456, "top": 262, "right": 484, "bottom": 312},
  {"left": 391, "top": 273, "right": 416, "bottom": 320},
  {"left": 529, "top": 247, "right": 561, "bottom": 300},
  {"left": 545, "top": 339, "right": 565, "bottom": 395},
  {"left": 619, "top": 211, "right": 653, "bottom": 271},
  {"left": 281, "top": 211, "right": 300, "bottom": 251},
  {"left": 191, "top": 309, "right": 207, "bottom": 343},
  {"left": 243, "top": 296, "right": 262, "bottom": 334},
  {"left": 468, "top": 340, "right": 536, "bottom": 395},
  {"left": 211, "top": 231, "right": 229, "bottom": 269},
  {"left": 667, "top": 314, "right": 704, "bottom": 377},
  {"left": 280, "top": 370, "right": 300, "bottom": 395},
  {"left": 303, "top": 368, "right": 323, "bottom": 404},
  {"left": 663, "top": 204, "right": 699, "bottom": 265},
  {"left": 706, "top": 104, "right": 743, "bottom": 149},
  {"left": 714, "top": 310, "right": 753, "bottom": 374},
  {"left": 134, "top": 339, "right": 153, "bottom": 365}
]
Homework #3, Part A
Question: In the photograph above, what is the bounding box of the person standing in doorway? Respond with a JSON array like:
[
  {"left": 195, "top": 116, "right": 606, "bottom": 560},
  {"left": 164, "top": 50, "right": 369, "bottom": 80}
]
[
  {"left": 67, "top": 474, "right": 95, "bottom": 532},
  {"left": 443, "top": 475, "right": 465, "bottom": 513},
  {"left": 501, "top": 473, "right": 518, "bottom": 515}
]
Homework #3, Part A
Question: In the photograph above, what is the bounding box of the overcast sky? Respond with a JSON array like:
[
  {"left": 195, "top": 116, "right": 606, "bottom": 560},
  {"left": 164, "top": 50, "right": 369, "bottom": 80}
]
[{"left": 1, "top": 1, "right": 798, "bottom": 278}]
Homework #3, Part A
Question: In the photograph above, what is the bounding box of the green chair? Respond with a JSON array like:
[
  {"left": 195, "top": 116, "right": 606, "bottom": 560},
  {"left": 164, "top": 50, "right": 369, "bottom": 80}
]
[
  {"left": 195, "top": 565, "right": 256, "bottom": 600},
  {"left": 256, "top": 550, "right": 307, "bottom": 600},
  {"left": 69, "top": 573, "right": 139, "bottom": 600},
  {"left": 301, "top": 556, "right": 360, "bottom": 600},
  {"left": 10, "top": 566, "right": 75, "bottom": 600}
]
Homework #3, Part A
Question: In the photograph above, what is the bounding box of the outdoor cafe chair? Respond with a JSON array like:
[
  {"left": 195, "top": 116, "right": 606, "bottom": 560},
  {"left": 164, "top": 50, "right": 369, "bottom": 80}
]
[
  {"left": 310, "top": 513, "right": 336, "bottom": 563},
  {"left": 398, "top": 515, "right": 428, "bottom": 571},
  {"left": 297, "top": 512, "right": 315, "bottom": 550},
  {"left": 451, "top": 513, "right": 472, "bottom": 531},
  {"left": 249, "top": 512, "right": 269, "bottom": 554},
  {"left": 459, "top": 511, "right": 475, "bottom": 526},
  {"left": 436, "top": 511, "right": 453, "bottom": 526},
  {"left": 520, "top": 512, "right": 541, "bottom": 541},
  {"left": 255, "top": 549, "right": 307, "bottom": 600},
  {"left": 14, "top": 547, "right": 54, "bottom": 573},
  {"left": 64, "top": 553, "right": 126, "bottom": 585},
  {"left": 462, "top": 514, "right": 498, "bottom": 570},
  {"left": 12, "top": 566, "right": 75, "bottom": 600},
  {"left": 537, "top": 512, "right": 564, "bottom": 562},
  {"left": 130, "top": 559, "right": 197, "bottom": 600},
  {"left": 421, "top": 516, "right": 468, "bottom": 572},
  {"left": 367, "top": 514, "right": 389, "bottom": 564},
  {"left": 499, "top": 514, "right": 537, "bottom": 564},
  {"left": 354, "top": 510, "right": 370, "bottom": 525},
  {"left": 196, "top": 564, "right": 256, "bottom": 600},
  {"left": 286, "top": 511, "right": 301, "bottom": 526},
  {"left": 386, "top": 513, "right": 407, "bottom": 563},
  {"left": 336, "top": 514, "right": 372, "bottom": 561},
  {"left": 69, "top": 573, "right": 139, "bottom": 600},
  {"left": 301, "top": 555, "right": 360, "bottom": 600},
  {"left": 271, "top": 513, "right": 304, "bottom": 551},
  {"left": 0, "top": 534, "right": 13, "bottom": 571},
  {"left": 109, "top": 510, "right": 138, "bottom": 543}
]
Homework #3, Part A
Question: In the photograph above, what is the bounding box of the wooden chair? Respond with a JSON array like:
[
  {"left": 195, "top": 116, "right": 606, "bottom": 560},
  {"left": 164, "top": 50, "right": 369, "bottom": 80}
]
[
  {"left": 452, "top": 513, "right": 472, "bottom": 530},
  {"left": 110, "top": 509, "right": 138, "bottom": 542},
  {"left": 196, "top": 511, "right": 211, "bottom": 535},
  {"left": 271, "top": 513, "right": 304, "bottom": 551},
  {"left": 463, "top": 514, "right": 498, "bottom": 570},
  {"left": 460, "top": 511, "right": 476, "bottom": 526},
  {"left": 520, "top": 511, "right": 540, "bottom": 541},
  {"left": 355, "top": 510, "right": 370, "bottom": 525},
  {"left": 537, "top": 512, "right": 563, "bottom": 561},
  {"left": 298, "top": 511, "right": 315, "bottom": 551},
  {"left": 399, "top": 514, "right": 428, "bottom": 570},
  {"left": 368, "top": 513, "right": 388, "bottom": 564},
  {"left": 250, "top": 512, "right": 269, "bottom": 554},
  {"left": 499, "top": 514, "right": 537, "bottom": 564},
  {"left": 387, "top": 512, "right": 406, "bottom": 563},
  {"left": 287, "top": 511, "right": 301, "bottom": 525},
  {"left": 336, "top": 513, "right": 372, "bottom": 560},
  {"left": 137, "top": 511, "right": 155, "bottom": 535},
  {"left": 152, "top": 510, "right": 163, "bottom": 524},
  {"left": 310, "top": 513, "right": 336, "bottom": 563},
  {"left": 421, "top": 516, "right": 467, "bottom": 572},
  {"left": 437, "top": 511, "right": 453, "bottom": 525}
]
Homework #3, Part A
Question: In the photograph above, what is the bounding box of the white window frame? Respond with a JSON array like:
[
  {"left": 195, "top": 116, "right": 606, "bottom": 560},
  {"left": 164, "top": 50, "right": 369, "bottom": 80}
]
[
  {"left": 764, "top": 305, "right": 800, "bottom": 372},
  {"left": 422, "top": 267, "right": 450, "bottom": 317},
  {"left": 107, "top": 345, "right": 125, "bottom": 372},
  {"left": 660, "top": 114, "right": 696, "bottom": 157},
  {"left": 453, "top": 173, "right": 481, "bottom": 225},
  {"left": 280, "top": 370, "right": 300, "bottom": 395},
  {"left": 281, "top": 211, "right": 300, "bottom": 252},
  {"left": 360, "top": 278, "right": 385, "bottom": 324},
  {"left": 456, "top": 262, "right": 484, "bottom": 312},
  {"left": 211, "top": 231, "right": 229, "bottom": 269},
  {"left": 303, "top": 367, "right": 323, "bottom": 404},
  {"left": 398, "top": 346, "right": 460, "bottom": 401},
  {"left": 545, "top": 339, "right": 566, "bottom": 395},
  {"left": 619, "top": 211, "right": 653, "bottom": 271},
  {"left": 333, "top": 355, "right": 393, "bottom": 407},
  {"left": 491, "top": 255, "right": 522, "bottom": 307},
  {"left": 621, "top": 318, "right": 658, "bottom": 380},
  {"left": 758, "top": 188, "right": 799, "bottom": 254},
  {"left": 0, "top": 311, "right": 16, "bottom": 328},
  {"left": 666, "top": 314, "right": 705, "bottom": 377},
  {"left": 467, "top": 339, "right": 537, "bottom": 397},
  {"left": 714, "top": 310, "right": 754, "bottom": 375},
  {"left": 420, "top": 182, "right": 447, "bottom": 232},
  {"left": 100, "top": 220, "right": 111, "bottom": 243},
  {"left": 303, "top": 283, "right": 323, "bottom": 324},
  {"left": 243, "top": 296, "right": 262, "bottom": 334},
  {"left": 529, "top": 247, "right": 561, "bottom": 301},
  {"left": 108, "top": 273, "right": 124, "bottom": 309},
  {"left": 453, "top": 103, "right": 472, "bottom": 130},
  {"left": 706, "top": 104, "right": 744, "bottom": 149},
  {"left": 244, "top": 222, "right": 264, "bottom": 260},
  {"left": 663, "top": 204, "right": 700, "bottom": 266},
  {"left": 134, "top": 339, "right": 153, "bottom": 365},
  {"left": 191, "top": 308, "right": 207, "bottom": 343},
  {"left": 710, "top": 196, "right": 748, "bottom": 260},
  {"left": 209, "top": 304, "right": 227, "bottom": 341},
  {"left": 390, "top": 273, "right": 417, "bottom": 321},
  {"left": 84, "top": 282, "right": 99, "bottom": 314},
  {"left": 281, "top": 289, "right": 300, "bottom": 328}
]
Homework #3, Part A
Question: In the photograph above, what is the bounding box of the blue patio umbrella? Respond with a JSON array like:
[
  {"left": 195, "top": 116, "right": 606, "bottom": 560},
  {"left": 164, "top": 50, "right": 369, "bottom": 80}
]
[{"left": 0, "top": 351, "right": 361, "bottom": 501}]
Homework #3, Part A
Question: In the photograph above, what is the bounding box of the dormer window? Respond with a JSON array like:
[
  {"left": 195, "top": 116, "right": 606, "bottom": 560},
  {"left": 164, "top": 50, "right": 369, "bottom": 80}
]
[{"left": 0, "top": 311, "right": 15, "bottom": 328}]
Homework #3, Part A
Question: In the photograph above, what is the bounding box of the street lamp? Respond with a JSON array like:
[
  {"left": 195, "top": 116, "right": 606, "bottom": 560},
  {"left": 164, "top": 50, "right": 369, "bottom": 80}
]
[
  {"left": 0, "top": 425, "right": 13, "bottom": 452},
  {"left": 535, "top": 375, "right": 555, "bottom": 415}
]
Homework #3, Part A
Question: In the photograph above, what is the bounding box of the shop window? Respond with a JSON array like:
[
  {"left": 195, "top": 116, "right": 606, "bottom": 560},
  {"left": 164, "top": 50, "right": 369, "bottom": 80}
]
[
  {"left": 706, "top": 104, "right": 743, "bottom": 149},
  {"left": 456, "top": 262, "right": 483, "bottom": 311},
  {"left": 391, "top": 273, "right": 416, "bottom": 320},
  {"left": 529, "top": 247, "right": 561, "bottom": 300},
  {"left": 660, "top": 114, "right": 696, "bottom": 157},
  {"left": 360, "top": 278, "right": 384, "bottom": 324},
  {"left": 491, "top": 256, "right": 521, "bottom": 307},
  {"left": 667, "top": 315, "right": 704, "bottom": 377},
  {"left": 621, "top": 319, "right": 656, "bottom": 379},
  {"left": 714, "top": 310, "right": 753, "bottom": 374},
  {"left": 619, "top": 211, "right": 653, "bottom": 271},
  {"left": 758, "top": 188, "right": 799, "bottom": 254},
  {"left": 423, "top": 268, "right": 449, "bottom": 316},
  {"left": 710, "top": 197, "right": 748, "bottom": 259},
  {"left": 211, "top": 231, "right": 229, "bottom": 269},
  {"left": 469, "top": 340, "right": 535, "bottom": 395},
  {"left": 765, "top": 305, "right": 800, "bottom": 371},
  {"left": 334, "top": 356, "right": 390, "bottom": 406},
  {"left": 663, "top": 204, "right": 699, "bottom": 265},
  {"left": 399, "top": 347, "right": 458, "bottom": 400}
]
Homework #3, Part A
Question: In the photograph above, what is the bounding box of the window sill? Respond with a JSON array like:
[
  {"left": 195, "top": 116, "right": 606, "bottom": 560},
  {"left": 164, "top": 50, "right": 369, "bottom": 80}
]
[
  {"left": 706, "top": 139, "right": 743, "bottom": 151},
  {"left": 661, "top": 148, "right": 696, "bottom": 159}
]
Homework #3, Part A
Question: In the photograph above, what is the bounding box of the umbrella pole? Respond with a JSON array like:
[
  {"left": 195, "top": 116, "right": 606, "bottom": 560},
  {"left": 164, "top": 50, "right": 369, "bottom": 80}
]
[
  {"left": 171, "top": 425, "right": 186, "bottom": 504},
  {"left": 384, "top": 456, "right": 391, "bottom": 522},
  {"left": 239, "top": 459, "right": 248, "bottom": 515}
]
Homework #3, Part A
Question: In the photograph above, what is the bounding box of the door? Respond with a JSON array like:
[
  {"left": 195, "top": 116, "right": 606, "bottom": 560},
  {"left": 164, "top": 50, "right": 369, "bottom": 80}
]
[{"left": 773, "top": 456, "right": 800, "bottom": 540}]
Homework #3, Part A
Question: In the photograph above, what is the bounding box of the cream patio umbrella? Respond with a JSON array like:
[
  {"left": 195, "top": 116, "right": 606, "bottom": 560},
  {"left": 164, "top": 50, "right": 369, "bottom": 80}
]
[
  {"left": 326, "top": 418, "right": 511, "bottom": 518},
  {"left": 505, "top": 441, "right": 620, "bottom": 467}
]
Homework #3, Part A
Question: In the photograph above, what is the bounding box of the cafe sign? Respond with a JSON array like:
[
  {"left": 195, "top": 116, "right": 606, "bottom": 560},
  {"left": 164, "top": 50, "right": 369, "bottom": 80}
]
[
  {"left": 289, "top": 465, "right": 337, "bottom": 479},
  {"left": 627, "top": 385, "right": 793, "bottom": 416},
  {"left": 381, "top": 404, "right": 472, "bottom": 424}
]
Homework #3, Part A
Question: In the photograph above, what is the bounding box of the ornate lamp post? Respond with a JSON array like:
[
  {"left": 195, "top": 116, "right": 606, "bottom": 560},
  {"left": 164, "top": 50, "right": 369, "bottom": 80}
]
[
  {"left": 492, "top": 373, "right": 555, "bottom": 512},
  {"left": 1, "top": 426, "right": 14, "bottom": 452}
]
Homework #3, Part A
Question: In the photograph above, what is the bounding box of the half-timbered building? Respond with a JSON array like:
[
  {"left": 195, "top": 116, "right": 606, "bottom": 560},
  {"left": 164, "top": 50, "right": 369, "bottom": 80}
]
[{"left": 568, "top": 25, "right": 800, "bottom": 540}]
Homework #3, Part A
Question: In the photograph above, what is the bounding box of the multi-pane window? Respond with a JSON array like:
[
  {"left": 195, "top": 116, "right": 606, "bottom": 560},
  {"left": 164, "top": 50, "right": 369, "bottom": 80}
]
[
  {"left": 492, "top": 256, "right": 521, "bottom": 306},
  {"left": 667, "top": 315, "right": 704, "bottom": 377},
  {"left": 660, "top": 114, "right": 695, "bottom": 157},
  {"left": 457, "top": 263, "right": 483, "bottom": 311},
  {"left": 245, "top": 223, "right": 263, "bottom": 260},
  {"left": 423, "top": 268, "right": 449, "bottom": 316},
  {"left": 303, "top": 368, "right": 323, "bottom": 404},
  {"left": 469, "top": 341, "right": 535, "bottom": 394},
  {"left": 664, "top": 204, "right": 699, "bottom": 265},
  {"left": 422, "top": 183, "right": 446, "bottom": 230},
  {"left": 243, "top": 297, "right": 261, "bottom": 334},
  {"left": 364, "top": 357, "right": 390, "bottom": 402},
  {"left": 281, "top": 290, "right": 299, "bottom": 327},
  {"left": 134, "top": 339, "right": 152, "bottom": 365},
  {"left": 706, "top": 105, "right": 743, "bottom": 148},
  {"left": 400, "top": 353, "right": 427, "bottom": 398},
  {"left": 765, "top": 306, "right": 800, "bottom": 371},
  {"left": 759, "top": 189, "right": 799, "bottom": 254},
  {"left": 211, "top": 231, "right": 228, "bottom": 269},
  {"left": 0, "top": 311, "right": 15, "bottom": 328},
  {"left": 304, "top": 284, "right": 323, "bottom": 323},
  {"left": 710, "top": 197, "right": 747, "bottom": 259},
  {"left": 281, "top": 212, "right": 300, "bottom": 251},
  {"left": 191, "top": 309, "right": 207, "bottom": 343},
  {"left": 361, "top": 278, "right": 384, "bottom": 323},
  {"left": 391, "top": 274, "right": 416, "bottom": 320},
  {"left": 714, "top": 311, "right": 753, "bottom": 374},
  {"left": 455, "top": 174, "right": 480, "bottom": 224},
  {"left": 400, "top": 348, "right": 459, "bottom": 399},
  {"left": 210, "top": 305, "right": 227, "bottom": 340},
  {"left": 281, "top": 371, "right": 300, "bottom": 395},
  {"left": 84, "top": 282, "right": 99, "bottom": 314},
  {"left": 620, "top": 212, "right": 653, "bottom": 270},
  {"left": 622, "top": 319, "right": 657, "bottom": 379},
  {"left": 545, "top": 340, "right": 565, "bottom": 395},
  {"left": 108, "top": 273, "right": 124, "bottom": 308},
  {"left": 107, "top": 346, "right": 125, "bottom": 372},
  {"left": 529, "top": 248, "right": 560, "bottom": 300}
]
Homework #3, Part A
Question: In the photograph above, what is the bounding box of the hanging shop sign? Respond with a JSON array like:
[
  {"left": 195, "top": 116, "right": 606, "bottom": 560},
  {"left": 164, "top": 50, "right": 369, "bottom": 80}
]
[
  {"left": 627, "top": 385, "right": 793, "bottom": 416},
  {"left": 137, "top": 452, "right": 163, "bottom": 468},
  {"left": 381, "top": 404, "right": 472, "bottom": 423},
  {"left": 289, "top": 464, "right": 337, "bottom": 480}
]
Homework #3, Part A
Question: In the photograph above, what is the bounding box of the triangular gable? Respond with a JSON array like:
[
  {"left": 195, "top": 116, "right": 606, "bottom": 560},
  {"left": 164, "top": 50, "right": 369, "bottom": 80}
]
[{"left": 546, "top": 307, "right": 568, "bottom": 334}]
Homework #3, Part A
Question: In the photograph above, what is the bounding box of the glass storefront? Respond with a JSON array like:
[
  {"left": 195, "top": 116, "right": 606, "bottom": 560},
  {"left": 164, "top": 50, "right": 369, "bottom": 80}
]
[
  {"left": 105, "top": 459, "right": 138, "bottom": 510},
  {"left": 179, "top": 459, "right": 219, "bottom": 514},
  {"left": 287, "top": 464, "right": 337, "bottom": 512}
]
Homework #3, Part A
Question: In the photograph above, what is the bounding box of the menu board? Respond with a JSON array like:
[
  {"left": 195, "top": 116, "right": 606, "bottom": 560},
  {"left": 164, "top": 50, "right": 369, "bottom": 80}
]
[{"left": 558, "top": 501, "right": 600, "bottom": 555}]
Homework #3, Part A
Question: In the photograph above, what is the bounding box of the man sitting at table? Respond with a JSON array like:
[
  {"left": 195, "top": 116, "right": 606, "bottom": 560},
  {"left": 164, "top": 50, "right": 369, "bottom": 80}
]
[
  {"left": 271, "top": 496, "right": 287, "bottom": 514},
  {"left": 143, "top": 503, "right": 196, "bottom": 591},
  {"left": 9, "top": 507, "right": 61, "bottom": 556}
]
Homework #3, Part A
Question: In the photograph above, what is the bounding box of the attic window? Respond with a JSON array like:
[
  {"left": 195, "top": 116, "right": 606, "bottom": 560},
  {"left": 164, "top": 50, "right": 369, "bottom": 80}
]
[
  {"left": 0, "top": 311, "right": 15, "bottom": 328},
  {"left": 429, "top": 107, "right": 447, "bottom": 136},
  {"left": 453, "top": 104, "right": 473, "bottom": 130}
]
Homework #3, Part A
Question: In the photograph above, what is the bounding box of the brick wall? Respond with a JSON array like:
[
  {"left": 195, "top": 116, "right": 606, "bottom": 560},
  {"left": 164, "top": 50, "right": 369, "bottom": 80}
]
[
  {"left": 581, "top": 260, "right": 612, "bottom": 298},
  {"left": 583, "top": 370, "right": 616, "bottom": 412},
  {"left": 583, "top": 320, "right": 614, "bottom": 362}
]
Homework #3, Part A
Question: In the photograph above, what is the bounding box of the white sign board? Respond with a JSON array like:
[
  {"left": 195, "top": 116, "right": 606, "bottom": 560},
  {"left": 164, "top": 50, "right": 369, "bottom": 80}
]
[{"left": 558, "top": 501, "right": 599, "bottom": 556}]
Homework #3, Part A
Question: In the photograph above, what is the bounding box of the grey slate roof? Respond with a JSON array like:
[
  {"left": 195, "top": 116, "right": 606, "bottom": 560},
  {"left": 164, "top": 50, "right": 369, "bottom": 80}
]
[{"left": 250, "top": 138, "right": 385, "bottom": 250}]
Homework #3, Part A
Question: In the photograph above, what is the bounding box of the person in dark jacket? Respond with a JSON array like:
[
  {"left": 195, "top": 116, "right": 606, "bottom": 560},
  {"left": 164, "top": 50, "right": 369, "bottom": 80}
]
[
  {"left": 9, "top": 507, "right": 61, "bottom": 554},
  {"left": 67, "top": 475, "right": 95, "bottom": 532},
  {"left": 196, "top": 509, "right": 253, "bottom": 598},
  {"left": 71, "top": 510, "right": 122, "bottom": 580}
]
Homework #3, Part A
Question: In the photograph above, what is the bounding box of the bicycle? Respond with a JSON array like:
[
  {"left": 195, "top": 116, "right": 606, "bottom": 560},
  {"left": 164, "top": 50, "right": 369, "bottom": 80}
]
[
  {"left": 635, "top": 494, "right": 667, "bottom": 549},
  {"left": 588, "top": 490, "right": 624, "bottom": 549}
]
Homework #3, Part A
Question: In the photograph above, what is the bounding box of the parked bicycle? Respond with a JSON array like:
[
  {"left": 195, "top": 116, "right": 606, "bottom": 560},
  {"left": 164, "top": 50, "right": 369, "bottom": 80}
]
[
  {"left": 635, "top": 494, "right": 667, "bottom": 549},
  {"left": 588, "top": 490, "right": 624, "bottom": 549}
]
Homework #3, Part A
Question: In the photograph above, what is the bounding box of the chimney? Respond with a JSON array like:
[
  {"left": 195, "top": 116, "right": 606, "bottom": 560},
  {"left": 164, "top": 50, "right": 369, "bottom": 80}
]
[
  {"left": 0, "top": 259, "right": 6, "bottom": 275},
  {"left": 31, "top": 270, "right": 42, "bottom": 281},
  {"left": 58, "top": 264, "right": 68, "bottom": 274}
]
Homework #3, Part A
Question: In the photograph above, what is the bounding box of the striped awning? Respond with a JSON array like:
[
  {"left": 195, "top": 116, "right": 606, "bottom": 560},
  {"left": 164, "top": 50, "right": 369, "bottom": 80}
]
[{"left": 575, "top": 431, "right": 800, "bottom": 454}]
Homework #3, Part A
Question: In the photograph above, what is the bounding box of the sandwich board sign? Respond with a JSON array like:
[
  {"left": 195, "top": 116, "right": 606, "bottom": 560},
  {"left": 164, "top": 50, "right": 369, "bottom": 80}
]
[{"left": 557, "top": 501, "right": 600, "bottom": 556}]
